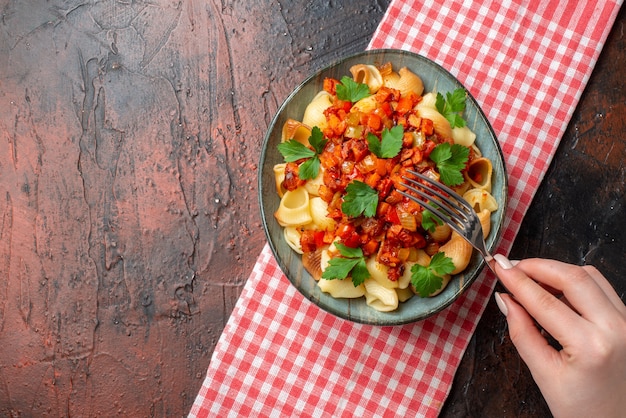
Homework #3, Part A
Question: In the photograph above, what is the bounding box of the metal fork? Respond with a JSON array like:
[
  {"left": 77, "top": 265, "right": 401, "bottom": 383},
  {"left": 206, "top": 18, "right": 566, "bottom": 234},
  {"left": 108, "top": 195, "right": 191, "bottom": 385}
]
[{"left": 399, "top": 169, "right": 497, "bottom": 276}]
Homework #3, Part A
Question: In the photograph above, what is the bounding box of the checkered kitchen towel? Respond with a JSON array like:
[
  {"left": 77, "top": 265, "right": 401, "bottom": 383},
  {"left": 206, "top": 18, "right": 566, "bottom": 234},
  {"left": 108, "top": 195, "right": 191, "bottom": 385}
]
[{"left": 190, "top": 1, "right": 622, "bottom": 417}]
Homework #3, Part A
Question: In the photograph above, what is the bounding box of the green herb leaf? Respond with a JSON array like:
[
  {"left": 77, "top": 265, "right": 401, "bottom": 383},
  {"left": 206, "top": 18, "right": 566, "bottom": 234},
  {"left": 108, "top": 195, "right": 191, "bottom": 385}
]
[
  {"left": 321, "top": 243, "right": 370, "bottom": 286},
  {"left": 335, "top": 242, "right": 364, "bottom": 258},
  {"left": 298, "top": 156, "right": 320, "bottom": 180},
  {"left": 429, "top": 143, "right": 470, "bottom": 186},
  {"left": 367, "top": 125, "right": 404, "bottom": 158},
  {"left": 341, "top": 181, "right": 379, "bottom": 218},
  {"left": 277, "top": 127, "right": 327, "bottom": 180},
  {"left": 322, "top": 257, "right": 361, "bottom": 280},
  {"left": 277, "top": 139, "right": 315, "bottom": 162},
  {"left": 410, "top": 252, "right": 455, "bottom": 296},
  {"left": 308, "top": 126, "right": 326, "bottom": 154},
  {"left": 336, "top": 76, "right": 371, "bottom": 103},
  {"left": 435, "top": 88, "right": 467, "bottom": 128},
  {"left": 421, "top": 206, "right": 443, "bottom": 233},
  {"left": 350, "top": 258, "right": 370, "bottom": 286}
]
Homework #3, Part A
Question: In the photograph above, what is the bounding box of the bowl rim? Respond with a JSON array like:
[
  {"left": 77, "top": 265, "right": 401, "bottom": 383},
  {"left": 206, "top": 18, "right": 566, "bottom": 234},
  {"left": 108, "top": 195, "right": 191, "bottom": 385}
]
[{"left": 258, "top": 48, "right": 508, "bottom": 325}]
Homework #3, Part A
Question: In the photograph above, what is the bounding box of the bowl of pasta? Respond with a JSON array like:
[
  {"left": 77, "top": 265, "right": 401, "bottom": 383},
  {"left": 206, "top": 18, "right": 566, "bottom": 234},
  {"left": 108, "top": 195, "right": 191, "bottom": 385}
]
[{"left": 259, "top": 49, "right": 507, "bottom": 325}]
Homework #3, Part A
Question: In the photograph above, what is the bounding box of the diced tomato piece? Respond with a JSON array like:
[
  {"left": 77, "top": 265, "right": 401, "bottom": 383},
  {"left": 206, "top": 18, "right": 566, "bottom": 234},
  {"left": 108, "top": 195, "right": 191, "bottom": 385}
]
[
  {"left": 351, "top": 140, "right": 369, "bottom": 162},
  {"left": 335, "top": 99, "right": 352, "bottom": 112},
  {"left": 380, "top": 101, "right": 393, "bottom": 117},
  {"left": 362, "top": 239, "right": 379, "bottom": 256},
  {"left": 411, "top": 149, "right": 423, "bottom": 165},
  {"left": 336, "top": 223, "right": 355, "bottom": 239},
  {"left": 422, "top": 139, "right": 436, "bottom": 158},
  {"left": 376, "top": 201, "right": 391, "bottom": 218},
  {"left": 365, "top": 172, "right": 381, "bottom": 189},
  {"left": 385, "top": 190, "right": 403, "bottom": 205},
  {"left": 402, "top": 132, "right": 414, "bottom": 147},
  {"left": 300, "top": 230, "right": 317, "bottom": 253},
  {"left": 375, "top": 86, "right": 394, "bottom": 103},
  {"left": 367, "top": 113, "right": 382, "bottom": 131},
  {"left": 323, "top": 78, "right": 339, "bottom": 95},
  {"left": 396, "top": 95, "right": 414, "bottom": 115},
  {"left": 386, "top": 207, "right": 400, "bottom": 224},
  {"left": 377, "top": 178, "right": 393, "bottom": 199},
  {"left": 342, "top": 232, "right": 361, "bottom": 248},
  {"left": 375, "top": 158, "right": 387, "bottom": 176},
  {"left": 387, "top": 266, "right": 402, "bottom": 281},
  {"left": 421, "top": 118, "right": 434, "bottom": 136},
  {"left": 282, "top": 162, "right": 306, "bottom": 191},
  {"left": 314, "top": 231, "right": 326, "bottom": 248}
]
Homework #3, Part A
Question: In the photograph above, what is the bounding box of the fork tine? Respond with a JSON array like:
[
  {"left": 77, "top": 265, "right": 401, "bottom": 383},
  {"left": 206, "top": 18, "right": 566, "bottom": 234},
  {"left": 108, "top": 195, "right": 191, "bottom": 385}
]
[
  {"left": 401, "top": 170, "right": 497, "bottom": 275},
  {"left": 405, "top": 170, "right": 475, "bottom": 214},
  {"left": 401, "top": 176, "right": 468, "bottom": 224},
  {"left": 397, "top": 186, "right": 467, "bottom": 239},
  {"left": 397, "top": 189, "right": 467, "bottom": 239}
]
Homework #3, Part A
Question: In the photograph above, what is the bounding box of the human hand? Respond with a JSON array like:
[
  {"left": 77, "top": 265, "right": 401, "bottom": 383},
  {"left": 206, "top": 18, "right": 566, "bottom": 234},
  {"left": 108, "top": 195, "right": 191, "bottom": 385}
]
[{"left": 492, "top": 256, "right": 626, "bottom": 418}]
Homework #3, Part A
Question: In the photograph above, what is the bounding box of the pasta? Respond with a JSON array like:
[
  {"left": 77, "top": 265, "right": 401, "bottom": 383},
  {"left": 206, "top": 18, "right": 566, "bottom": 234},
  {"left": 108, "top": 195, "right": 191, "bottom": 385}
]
[{"left": 273, "top": 62, "right": 499, "bottom": 312}]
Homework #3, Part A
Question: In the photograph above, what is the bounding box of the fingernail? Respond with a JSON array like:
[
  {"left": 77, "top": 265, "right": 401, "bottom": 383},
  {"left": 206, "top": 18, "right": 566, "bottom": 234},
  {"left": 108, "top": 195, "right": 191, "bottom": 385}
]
[
  {"left": 494, "top": 292, "right": 508, "bottom": 316},
  {"left": 510, "top": 260, "right": 520, "bottom": 266},
  {"left": 494, "top": 254, "right": 514, "bottom": 270}
]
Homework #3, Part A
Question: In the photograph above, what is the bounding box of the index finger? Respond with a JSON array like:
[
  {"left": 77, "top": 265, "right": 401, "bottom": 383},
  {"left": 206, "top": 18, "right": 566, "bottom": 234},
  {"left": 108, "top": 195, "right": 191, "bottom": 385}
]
[
  {"left": 514, "top": 258, "right": 621, "bottom": 322},
  {"left": 494, "top": 258, "right": 583, "bottom": 344}
]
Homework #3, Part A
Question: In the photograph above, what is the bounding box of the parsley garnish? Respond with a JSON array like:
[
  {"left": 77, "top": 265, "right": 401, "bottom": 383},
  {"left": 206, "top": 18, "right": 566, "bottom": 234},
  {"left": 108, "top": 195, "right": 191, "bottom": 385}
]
[
  {"left": 435, "top": 88, "right": 467, "bottom": 128},
  {"left": 335, "top": 76, "right": 371, "bottom": 103},
  {"left": 410, "top": 252, "right": 455, "bottom": 296},
  {"left": 429, "top": 143, "right": 470, "bottom": 186},
  {"left": 421, "top": 205, "right": 443, "bottom": 233},
  {"left": 321, "top": 243, "right": 370, "bottom": 286},
  {"left": 277, "top": 126, "right": 327, "bottom": 180},
  {"left": 367, "top": 125, "right": 404, "bottom": 158},
  {"left": 341, "top": 181, "right": 379, "bottom": 218}
]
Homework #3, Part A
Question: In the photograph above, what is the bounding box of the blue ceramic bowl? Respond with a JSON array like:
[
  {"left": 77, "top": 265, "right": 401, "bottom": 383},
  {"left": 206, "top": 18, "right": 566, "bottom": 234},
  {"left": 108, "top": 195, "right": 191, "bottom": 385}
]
[{"left": 259, "top": 49, "right": 507, "bottom": 325}]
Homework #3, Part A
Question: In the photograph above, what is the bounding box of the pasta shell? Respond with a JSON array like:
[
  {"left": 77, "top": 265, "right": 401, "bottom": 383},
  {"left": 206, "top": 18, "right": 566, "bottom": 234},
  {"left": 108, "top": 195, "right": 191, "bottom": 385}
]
[
  {"left": 452, "top": 181, "right": 471, "bottom": 196},
  {"left": 465, "top": 157, "right": 493, "bottom": 192},
  {"left": 382, "top": 71, "right": 400, "bottom": 88},
  {"left": 463, "top": 188, "right": 498, "bottom": 213},
  {"left": 351, "top": 95, "right": 379, "bottom": 114},
  {"left": 365, "top": 257, "right": 397, "bottom": 289},
  {"left": 470, "top": 142, "right": 483, "bottom": 158},
  {"left": 318, "top": 277, "right": 366, "bottom": 298},
  {"left": 415, "top": 105, "right": 452, "bottom": 139},
  {"left": 302, "top": 91, "right": 333, "bottom": 129},
  {"left": 309, "top": 196, "right": 336, "bottom": 231},
  {"left": 363, "top": 279, "right": 399, "bottom": 312},
  {"left": 281, "top": 119, "right": 312, "bottom": 146},
  {"left": 396, "top": 286, "right": 414, "bottom": 302},
  {"left": 477, "top": 208, "right": 492, "bottom": 237},
  {"left": 430, "top": 223, "right": 452, "bottom": 242},
  {"left": 399, "top": 261, "right": 415, "bottom": 290},
  {"left": 273, "top": 163, "right": 286, "bottom": 197},
  {"left": 418, "top": 92, "right": 437, "bottom": 109},
  {"left": 274, "top": 187, "right": 312, "bottom": 227},
  {"left": 452, "top": 126, "right": 476, "bottom": 147},
  {"left": 439, "top": 235, "right": 473, "bottom": 274},
  {"left": 283, "top": 226, "right": 303, "bottom": 254},
  {"left": 389, "top": 67, "right": 424, "bottom": 97},
  {"left": 350, "top": 64, "right": 383, "bottom": 93},
  {"left": 304, "top": 168, "right": 324, "bottom": 196},
  {"left": 302, "top": 248, "right": 324, "bottom": 280}
]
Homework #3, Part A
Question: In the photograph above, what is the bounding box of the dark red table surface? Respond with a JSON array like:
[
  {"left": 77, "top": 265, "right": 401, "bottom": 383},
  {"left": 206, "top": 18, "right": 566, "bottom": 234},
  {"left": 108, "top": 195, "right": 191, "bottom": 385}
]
[{"left": 0, "top": 1, "right": 623, "bottom": 416}]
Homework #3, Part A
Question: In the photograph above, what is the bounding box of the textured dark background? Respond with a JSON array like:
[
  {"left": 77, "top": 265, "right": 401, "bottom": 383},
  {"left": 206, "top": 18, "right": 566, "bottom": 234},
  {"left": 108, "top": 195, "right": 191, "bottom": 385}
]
[{"left": 0, "top": 1, "right": 623, "bottom": 416}]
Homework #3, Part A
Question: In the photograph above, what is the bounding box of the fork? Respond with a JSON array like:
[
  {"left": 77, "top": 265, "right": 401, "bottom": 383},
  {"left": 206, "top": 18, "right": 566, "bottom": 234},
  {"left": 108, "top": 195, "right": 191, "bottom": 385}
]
[{"left": 398, "top": 169, "right": 497, "bottom": 276}]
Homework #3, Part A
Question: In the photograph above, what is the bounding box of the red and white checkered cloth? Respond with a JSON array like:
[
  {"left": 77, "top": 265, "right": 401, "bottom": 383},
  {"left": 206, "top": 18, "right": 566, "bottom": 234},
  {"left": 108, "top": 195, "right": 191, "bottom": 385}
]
[{"left": 190, "top": 1, "right": 622, "bottom": 417}]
